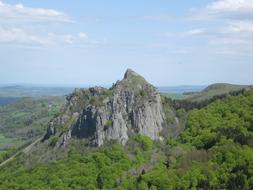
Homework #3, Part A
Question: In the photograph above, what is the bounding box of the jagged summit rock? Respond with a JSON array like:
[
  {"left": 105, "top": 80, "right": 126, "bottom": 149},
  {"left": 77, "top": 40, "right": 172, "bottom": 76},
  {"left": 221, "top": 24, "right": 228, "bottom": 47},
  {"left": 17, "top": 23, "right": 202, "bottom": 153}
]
[
  {"left": 124, "top": 68, "right": 141, "bottom": 79},
  {"left": 43, "top": 69, "right": 166, "bottom": 147}
]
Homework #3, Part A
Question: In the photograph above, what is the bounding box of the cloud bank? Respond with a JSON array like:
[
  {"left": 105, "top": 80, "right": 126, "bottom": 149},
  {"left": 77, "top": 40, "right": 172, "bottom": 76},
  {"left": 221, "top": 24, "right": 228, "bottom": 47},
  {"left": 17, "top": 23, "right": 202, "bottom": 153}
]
[
  {"left": 0, "top": 1, "right": 71, "bottom": 23},
  {"left": 0, "top": 1, "right": 90, "bottom": 47}
]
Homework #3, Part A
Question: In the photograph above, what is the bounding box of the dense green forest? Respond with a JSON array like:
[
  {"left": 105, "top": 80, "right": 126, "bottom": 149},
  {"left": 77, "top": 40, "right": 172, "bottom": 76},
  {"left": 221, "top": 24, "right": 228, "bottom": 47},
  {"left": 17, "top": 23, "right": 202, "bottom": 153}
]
[{"left": 0, "top": 90, "right": 253, "bottom": 189}]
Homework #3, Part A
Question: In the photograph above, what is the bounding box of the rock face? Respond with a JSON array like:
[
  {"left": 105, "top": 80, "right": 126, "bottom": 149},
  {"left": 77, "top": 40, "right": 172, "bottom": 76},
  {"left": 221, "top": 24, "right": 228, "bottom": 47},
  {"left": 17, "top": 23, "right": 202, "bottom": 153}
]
[{"left": 43, "top": 69, "right": 165, "bottom": 146}]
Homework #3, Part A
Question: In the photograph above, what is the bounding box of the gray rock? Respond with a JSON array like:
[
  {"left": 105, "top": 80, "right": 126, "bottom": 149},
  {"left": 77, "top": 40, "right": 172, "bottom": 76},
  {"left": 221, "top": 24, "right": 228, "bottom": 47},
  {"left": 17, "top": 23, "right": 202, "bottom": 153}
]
[{"left": 43, "top": 69, "right": 165, "bottom": 146}]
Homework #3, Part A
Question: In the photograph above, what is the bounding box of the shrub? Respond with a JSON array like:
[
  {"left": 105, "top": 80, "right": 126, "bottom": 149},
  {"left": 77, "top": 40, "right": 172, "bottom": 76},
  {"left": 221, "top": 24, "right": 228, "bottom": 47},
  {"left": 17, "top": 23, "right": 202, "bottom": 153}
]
[
  {"left": 134, "top": 135, "right": 153, "bottom": 150},
  {"left": 104, "top": 120, "right": 113, "bottom": 130},
  {"left": 49, "top": 136, "right": 59, "bottom": 147},
  {"left": 89, "top": 96, "right": 97, "bottom": 105},
  {"left": 140, "top": 90, "right": 148, "bottom": 97}
]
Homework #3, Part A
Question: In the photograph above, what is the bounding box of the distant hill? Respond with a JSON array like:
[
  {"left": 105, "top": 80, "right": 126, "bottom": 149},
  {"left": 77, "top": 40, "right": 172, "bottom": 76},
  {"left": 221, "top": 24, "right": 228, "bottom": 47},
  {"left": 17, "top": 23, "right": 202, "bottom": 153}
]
[
  {"left": 0, "top": 85, "right": 74, "bottom": 98},
  {"left": 158, "top": 86, "right": 205, "bottom": 100},
  {"left": 0, "top": 86, "right": 73, "bottom": 107},
  {"left": 158, "top": 85, "right": 205, "bottom": 94},
  {"left": 185, "top": 83, "right": 252, "bottom": 102}
]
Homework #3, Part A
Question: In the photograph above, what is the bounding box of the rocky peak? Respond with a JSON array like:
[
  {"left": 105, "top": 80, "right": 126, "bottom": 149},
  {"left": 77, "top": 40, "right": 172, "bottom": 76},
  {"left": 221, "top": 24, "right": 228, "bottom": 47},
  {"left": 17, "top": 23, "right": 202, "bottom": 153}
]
[
  {"left": 124, "top": 68, "right": 141, "bottom": 79},
  {"left": 43, "top": 69, "right": 166, "bottom": 147}
]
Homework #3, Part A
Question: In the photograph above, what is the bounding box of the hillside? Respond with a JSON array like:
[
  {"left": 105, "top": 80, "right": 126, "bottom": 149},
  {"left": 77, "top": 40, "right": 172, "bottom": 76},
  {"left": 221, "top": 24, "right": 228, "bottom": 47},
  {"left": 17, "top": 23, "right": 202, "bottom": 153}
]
[
  {"left": 185, "top": 83, "right": 252, "bottom": 102},
  {"left": 0, "top": 97, "right": 65, "bottom": 150}
]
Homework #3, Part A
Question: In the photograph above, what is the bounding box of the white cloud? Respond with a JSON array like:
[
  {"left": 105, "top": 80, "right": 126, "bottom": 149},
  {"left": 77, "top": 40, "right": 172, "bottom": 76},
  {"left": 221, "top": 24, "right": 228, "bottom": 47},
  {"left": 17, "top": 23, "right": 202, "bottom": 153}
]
[
  {"left": 0, "top": 27, "right": 89, "bottom": 47},
  {"left": 226, "top": 20, "right": 253, "bottom": 32},
  {"left": 0, "top": 1, "right": 92, "bottom": 47},
  {"left": 208, "top": 0, "right": 253, "bottom": 12},
  {"left": 205, "top": 0, "right": 253, "bottom": 37},
  {"left": 191, "top": 0, "right": 253, "bottom": 21},
  {"left": 185, "top": 28, "right": 205, "bottom": 36},
  {"left": 0, "top": 0, "right": 71, "bottom": 23},
  {"left": 209, "top": 36, "right": 253, "bottom": 45},
  {"left": 62, "top": 35, "right": 75, "bottom": 44},
  {"left": 184, "top": 0, "right": 253, "bottom": 55},
  {"left": 0, "top": 28, "right": 50, "bottom": 46},
  {"left": 78, "top": 32, "right": 88, "bottom": 39},
  {"left": 208, "top": 0, "right": 253, "bottom": 23},
  {"left": 48, "top": 32, "right": 89, "bottom": 45}
]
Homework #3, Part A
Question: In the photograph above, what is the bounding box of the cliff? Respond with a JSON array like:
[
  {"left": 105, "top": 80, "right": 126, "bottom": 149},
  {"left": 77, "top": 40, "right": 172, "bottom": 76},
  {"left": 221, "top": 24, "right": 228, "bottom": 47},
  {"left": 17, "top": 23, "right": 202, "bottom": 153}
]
[{"left": 43, "top": 69, "right": 166, "bottom": 147}]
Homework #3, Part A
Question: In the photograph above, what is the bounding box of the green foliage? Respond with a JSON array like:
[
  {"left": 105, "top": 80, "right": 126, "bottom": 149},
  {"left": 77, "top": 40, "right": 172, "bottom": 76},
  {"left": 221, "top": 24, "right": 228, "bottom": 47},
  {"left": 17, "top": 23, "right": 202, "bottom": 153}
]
[
  {"left": 134, "top": 135, "right": 153, "bottom": 150},
  {"left": 88, "top": 89, "right": 113, "bottom": 107},
  {"left": 140, "top": 90, "right": 148, "bottom": 97},
  {"left": 130, "top": 90, "right": 253, "bottom": 190},
  {"left": 181, "top": 90, "right": 253, "bottom": 149},
  {"left": 89, "top": 96, "right": 97, "bottom": 105},
  {"left": 176, "top": 108, "right": 186, "bottom": 118},
  {"left": 161, "top": 92, "right": 186, "bottom": 100},
  {"left": 0, "top": 134, "right": 17, "bottom": 148},
  {"left": 102, "top": 89, "right": 113, "bottom": 97},
  {"left": 105, "top": 120, "right": 113, "bottom": 129},
  {"left": 0, "top": 144, "right": 142, "bottom": 190},
  {"left": 161, "top": 96, "right": 175, "bottom": 125},
  {"left": 0, "top": 148, "right": 16, "bottom": 163},
  {"left": 122, "top": 75, "right": 147, "bottom": 89},
  {"left": 61, "top": 116, "right": 78, "bottom": 133},
  {"left": 49, "top": 136, "right": 59, "bottom": 147}
]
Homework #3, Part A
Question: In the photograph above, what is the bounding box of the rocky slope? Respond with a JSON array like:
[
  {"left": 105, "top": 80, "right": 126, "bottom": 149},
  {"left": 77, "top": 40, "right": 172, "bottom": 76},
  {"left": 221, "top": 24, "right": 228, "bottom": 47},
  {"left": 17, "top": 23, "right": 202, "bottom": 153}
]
[{"left": 43, "top": 69, "right": 168, "bottom": 147}]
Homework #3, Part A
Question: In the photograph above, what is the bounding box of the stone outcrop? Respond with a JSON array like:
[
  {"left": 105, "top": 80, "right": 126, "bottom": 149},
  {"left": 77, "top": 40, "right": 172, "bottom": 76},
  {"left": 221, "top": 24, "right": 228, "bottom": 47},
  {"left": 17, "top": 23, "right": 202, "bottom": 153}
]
[{"left": 43, "top": 69, "right": 165, "bottom": 146}]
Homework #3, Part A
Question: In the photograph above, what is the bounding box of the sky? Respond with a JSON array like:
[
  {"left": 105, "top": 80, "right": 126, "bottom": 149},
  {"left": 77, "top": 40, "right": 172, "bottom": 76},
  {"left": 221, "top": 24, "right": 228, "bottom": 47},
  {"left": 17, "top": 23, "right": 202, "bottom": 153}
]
[{"left": 0, "top": 0, "right": 253, "bottom": 86}]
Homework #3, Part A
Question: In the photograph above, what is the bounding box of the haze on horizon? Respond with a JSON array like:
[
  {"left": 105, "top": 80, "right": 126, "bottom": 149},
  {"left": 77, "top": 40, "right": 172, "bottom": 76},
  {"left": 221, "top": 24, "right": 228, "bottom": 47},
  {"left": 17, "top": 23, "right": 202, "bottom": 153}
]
[{"left": 0, "top": 0, "right": 252, "bottom": 86}]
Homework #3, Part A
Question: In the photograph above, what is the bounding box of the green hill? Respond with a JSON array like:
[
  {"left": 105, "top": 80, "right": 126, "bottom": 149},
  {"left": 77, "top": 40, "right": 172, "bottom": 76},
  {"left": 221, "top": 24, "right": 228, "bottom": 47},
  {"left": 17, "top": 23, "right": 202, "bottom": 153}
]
[{"left": 186, "top": 83, "right": 252, "bottom": 102}]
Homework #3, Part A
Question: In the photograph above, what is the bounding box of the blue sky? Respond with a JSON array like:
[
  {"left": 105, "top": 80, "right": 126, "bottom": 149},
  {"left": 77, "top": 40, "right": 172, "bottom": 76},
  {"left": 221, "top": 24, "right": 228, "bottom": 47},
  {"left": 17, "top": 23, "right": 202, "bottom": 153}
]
[{"left": 0, "top": 0, "right": 253, "bottom": 86}]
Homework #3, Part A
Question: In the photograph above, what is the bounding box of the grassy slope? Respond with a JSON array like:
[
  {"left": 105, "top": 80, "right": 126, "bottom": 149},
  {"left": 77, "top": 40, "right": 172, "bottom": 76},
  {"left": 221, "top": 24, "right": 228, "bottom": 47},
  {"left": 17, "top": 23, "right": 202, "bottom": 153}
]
[
  {"left": 160, "top": 83, "right": 250, "bottom": 101},
  {"left": 186, "top": 83, "right": 252, "bottom": 102}
]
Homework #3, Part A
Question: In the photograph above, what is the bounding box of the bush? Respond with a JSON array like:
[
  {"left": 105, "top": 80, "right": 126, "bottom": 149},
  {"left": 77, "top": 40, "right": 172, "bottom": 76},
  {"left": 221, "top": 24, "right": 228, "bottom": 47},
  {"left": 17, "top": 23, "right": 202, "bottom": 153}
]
[
  {"left": 134, "top": 135, "right": 153, "bottom": 150},
  {"left": 140, "top": 90, "right": 148, "bottom": 97},
  {"left": 105, "top": 120, "right": 113, "bottom": 128},
  {"left": 49, "top": 136, "right": 59, "bottom": 147}
]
